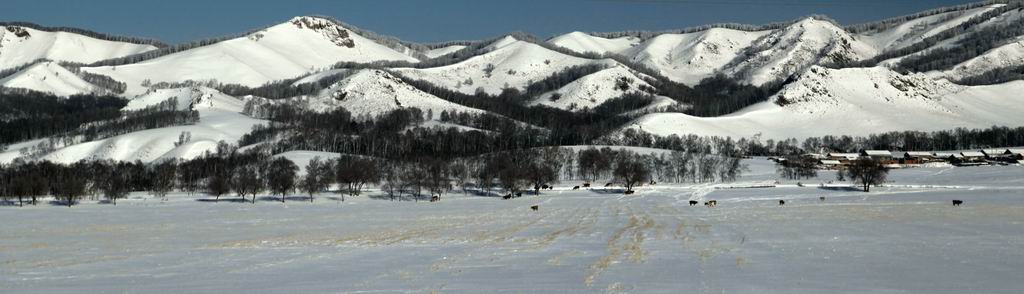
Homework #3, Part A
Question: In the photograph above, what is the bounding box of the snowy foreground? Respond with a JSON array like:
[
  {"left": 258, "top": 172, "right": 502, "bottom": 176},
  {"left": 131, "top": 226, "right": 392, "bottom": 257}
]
[{"left": 3, "top": 160, "right": 1024, "bottom": 293}]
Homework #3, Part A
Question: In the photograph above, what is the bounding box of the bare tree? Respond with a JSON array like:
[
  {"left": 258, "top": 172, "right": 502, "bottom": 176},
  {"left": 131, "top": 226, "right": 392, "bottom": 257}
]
[
  {"left": 379, "top": 161, "right": 403, "bottom": 201},
  {"left": 267, "top": 158, "right": 298, "bottom": 202},
  {"left": 845, "top": 158, "right": 889, "bottom": 192},
  {"left": 449, "top": 160, "right": 469, "bottom": 194},
  {"left": 151, "top": 160, "right": 177, "bottom": 199},
  {"left": 101, "top": 167, "right": 131, "bottom": 205},
  {"left": 300, "top": 157, "right": 331, "bottom": 202},
  {"left": 335, "top": 157, "right": 379, "bottom": 201},
  {"left": 613, "top": 153, "right": 651, "bottom": 192},
  {"left": 232, "top": 164, "right": 263, "bottom": 203},
  {"left": 777, "top": 156, "right": 818, "bottom": 180}
]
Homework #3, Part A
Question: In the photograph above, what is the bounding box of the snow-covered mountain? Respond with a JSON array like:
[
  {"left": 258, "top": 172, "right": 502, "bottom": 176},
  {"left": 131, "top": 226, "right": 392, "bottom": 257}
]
[
  {"left": 528, "top": 65, "right": 656, "bottom": 111},
  {"left": 941, "top": 37, "right": 1024, "bottom": 81},
  {"left": 0, "top": 24, "right": 158, "bottom": 71},
  {"left": 0, "top": 61, "right": 98, "bottom": 96},
  {"left": 856, "top": 4, "right": 1001, "bottom": 52},
  {"left": 548, "top": 32, "right": 640, "bottom": 55},
  {"left": 423, "top": 45, "right": 468, "bottom": 59},
  {"left": 551, "top": 29, "right": 768, "bottom": 85},
  {"left": 623, "top": 66, "right": 1024, "bottom": 140},
  {"left": 0, "top": 87, "right": 263, "bottom": 164},
  {"left": 397, "top": 36, "right": 618, "bottom": 95},
  {"left": 80, "top": 16, "right": 419, "bottom": 96},
  {"left": 4, "top": 2, "right": 1024, "bottom": 163},
  {"left": 276, "top": 69, "right": 488, "bottom": 118},
  {"left": 724, "top": 18, "right": 877, "bottom": 86}
]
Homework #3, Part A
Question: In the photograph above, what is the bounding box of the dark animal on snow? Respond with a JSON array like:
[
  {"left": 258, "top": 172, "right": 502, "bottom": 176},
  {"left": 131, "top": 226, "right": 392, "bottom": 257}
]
[
  {"left": 531, "top": 205, "right": 539, "bottom": 211},
  {"left": 503, "top": 194, "right": 512, "bottom": 200},
  {"left": 705, "top": 200, "right": 717, "bottom": 207},
  {"left": 953, "top": 200, "right": 963, "bottom": 206},
  {"left": 819, "top": 196, "right": 825, "bottom": 202},
  {"left": 778, "top": 200, "right": 785, "bottom": 206},
  {"left": 572, "top": 186, "right": 580, "bottom": 190},
  {"left": 624, "top": 190, "right": 635, "bottom": 195},
  {"left": 541, "top": 185, "right": 550, "bottom": 190},
  {"left": 515, "top": 192, "right": 522, "bottom": 198},
  {"left": 430, "top": 195, "right": 440, "bottom": 202},
  {"left": 689, "top": 200, "right": 699, "bottom": 206},
  {"left": 547, "top": 186, "right": 554, "bottom": 190},
  {"left": 583, "top": 183, "right": 591, "bottom": 188},
  {"left": 650, "top": 180, "right": 657, "bottom": 185}
]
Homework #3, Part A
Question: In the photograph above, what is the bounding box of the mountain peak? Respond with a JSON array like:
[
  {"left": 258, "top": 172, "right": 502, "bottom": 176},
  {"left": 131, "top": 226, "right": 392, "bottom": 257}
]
[{"left": 280, "top": 16, "right": 356, "bottom": 48}]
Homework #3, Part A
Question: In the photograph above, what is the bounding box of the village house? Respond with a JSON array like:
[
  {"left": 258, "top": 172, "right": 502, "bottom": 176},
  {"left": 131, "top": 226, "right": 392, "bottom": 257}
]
[
  {"left": 818, "top": 159, "right": 842, "bottom": 169},
  {"left": 981, "top": 149, "right": 1007, "bottom": 159},
  {"left": 902, "top": 151, "right": 936, "bottom": 164},
  {"left": 826, "top": 153, "right": 859, "bottom": 165},
  {"left": 1006, "top": 149, "right": 1024, "bottom": 162},
  {"left": 999, "top": 149, "right": 1024, "bottom": 163},
  {"left": 860, "top": 150, "right": 896, "bottom": 164},
  {"left": 954, "top": 151, "right": 988, "bottom": 166},
  {"left": 802, "top": 153, "right": 826, "bottom": 160}
]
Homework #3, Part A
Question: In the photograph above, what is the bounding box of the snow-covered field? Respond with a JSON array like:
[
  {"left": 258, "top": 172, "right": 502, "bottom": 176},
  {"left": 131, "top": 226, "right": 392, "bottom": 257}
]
[{"left": 3, "top": 159, "right": 1023, "bottom": 293}]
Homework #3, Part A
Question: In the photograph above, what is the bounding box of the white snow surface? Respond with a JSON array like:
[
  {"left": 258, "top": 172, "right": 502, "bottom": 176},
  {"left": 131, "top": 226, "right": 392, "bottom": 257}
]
[
  {"left": 529, "top": 65, "right": 655, "bottom": 110},
  {"left": 0, "top": 25, "right": 157, "bottom": 71},
  {"left": 0, "top": 61, "right": 97, "bottom": 96},
  {"left": 627, "top": 66, "right": 1024, "bottom": 140},
  {"left": 725, "top": 18, "right": 877, "bottom": 86},
  {"left": 397, "top": 37, "right": 617, "bottom": 95},
  {"left": 857, "top": 5, "right": 1000, "bottom": 52},
  {"left": 3, "top": 158, "right": 1024, "bottom": 293},
  {"left": 0, "top": 87, "right": 263, "bottom": 164},
  {"left": 81, "top": 16, "right": 419, "bottom": 96},
  {"left": 550, "top": 29, "right": 768, "bottom": 85},
  {"left": 281, "top": 69, "right": 488, "bottom": 118},
  {"left": 942, "top": 37, "right": 1024, "bottom": 81},
  {"left": 627, "top": 29, "right": 768, "bottom": 85},
  {"left": 423, "top": 45, "right": 467, "bottom": 59},
  {"left": 290, "top": 68, "right": 349, "bottom": 86},
  {"left": 548, "top": 31, "right": 640, "bottom": 55}
]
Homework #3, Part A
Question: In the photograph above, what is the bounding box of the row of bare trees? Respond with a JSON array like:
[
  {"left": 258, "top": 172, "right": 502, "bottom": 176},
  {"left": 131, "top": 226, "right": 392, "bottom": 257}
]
[{"left": 1, "top": 144, "right": 750, "bottom": 206}]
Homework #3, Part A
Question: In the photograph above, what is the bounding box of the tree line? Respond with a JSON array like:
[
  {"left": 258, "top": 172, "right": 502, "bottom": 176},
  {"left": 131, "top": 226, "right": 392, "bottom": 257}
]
[
  {"left": 0, "top": 143, "right": 747, "bottom": 206},
  {"left": 0, "top": 90, "right": 127, "bottom": 144},
  {"left": 798, "top": 125, "right": 1024, "bottom": 153},
  {"left": 956, "top": 63, "right": 1024, "bottom": 85}
]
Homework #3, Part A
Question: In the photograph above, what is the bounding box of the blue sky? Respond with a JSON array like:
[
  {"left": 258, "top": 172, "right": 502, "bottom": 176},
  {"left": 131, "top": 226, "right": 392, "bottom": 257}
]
[{"left": 1, "top": 0, "right": 977, "bottom": 44}]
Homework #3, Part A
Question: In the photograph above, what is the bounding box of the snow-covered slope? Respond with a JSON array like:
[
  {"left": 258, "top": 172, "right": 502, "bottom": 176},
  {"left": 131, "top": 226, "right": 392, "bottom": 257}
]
[
  {"left": 397, "top": 37, "right": 617, "bottom": 95},
  {"left": 857, "top": 5, "right": 1001, "bottom": 52},
  {"left": 81, "top": 16, "right": 419, "bottom": 96},
  {"left": 0, "top": 25, "right": 157, "bottom": 71},
  {"left": 725, "top": 18, "right": 877, "bottom": 86},
  {"left": 942, "top": 37, "right": 1024, "bottom": 81},
  {"left": 0, "top": 61, "right": 97, "bottom": 96},
  {"left": 873, "top": 5, "right": 1023, "bottom": 68},
  {"left": 625, "top": 66, "right": 1024, "bottom": 140},
  {"left": 625, "top": 29, "right": 768, "bottom": 85},
  {"left": 529, "top": 65, "right": 655, "bottom": 111},
  {"left": 0, "top": 87, "right": 263, "bottom": 164},
  {"left": 549, "top": 29, "right": 767, "bottom": 85},
  {"left": 283, "top": 69, "right": 487, "bottom": 118},
  {"left": 423, "top": 45, "right": 467, "bottom": 59},
  {"left": 548, "top": 32, "right": 639, "bottom": 55}
]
